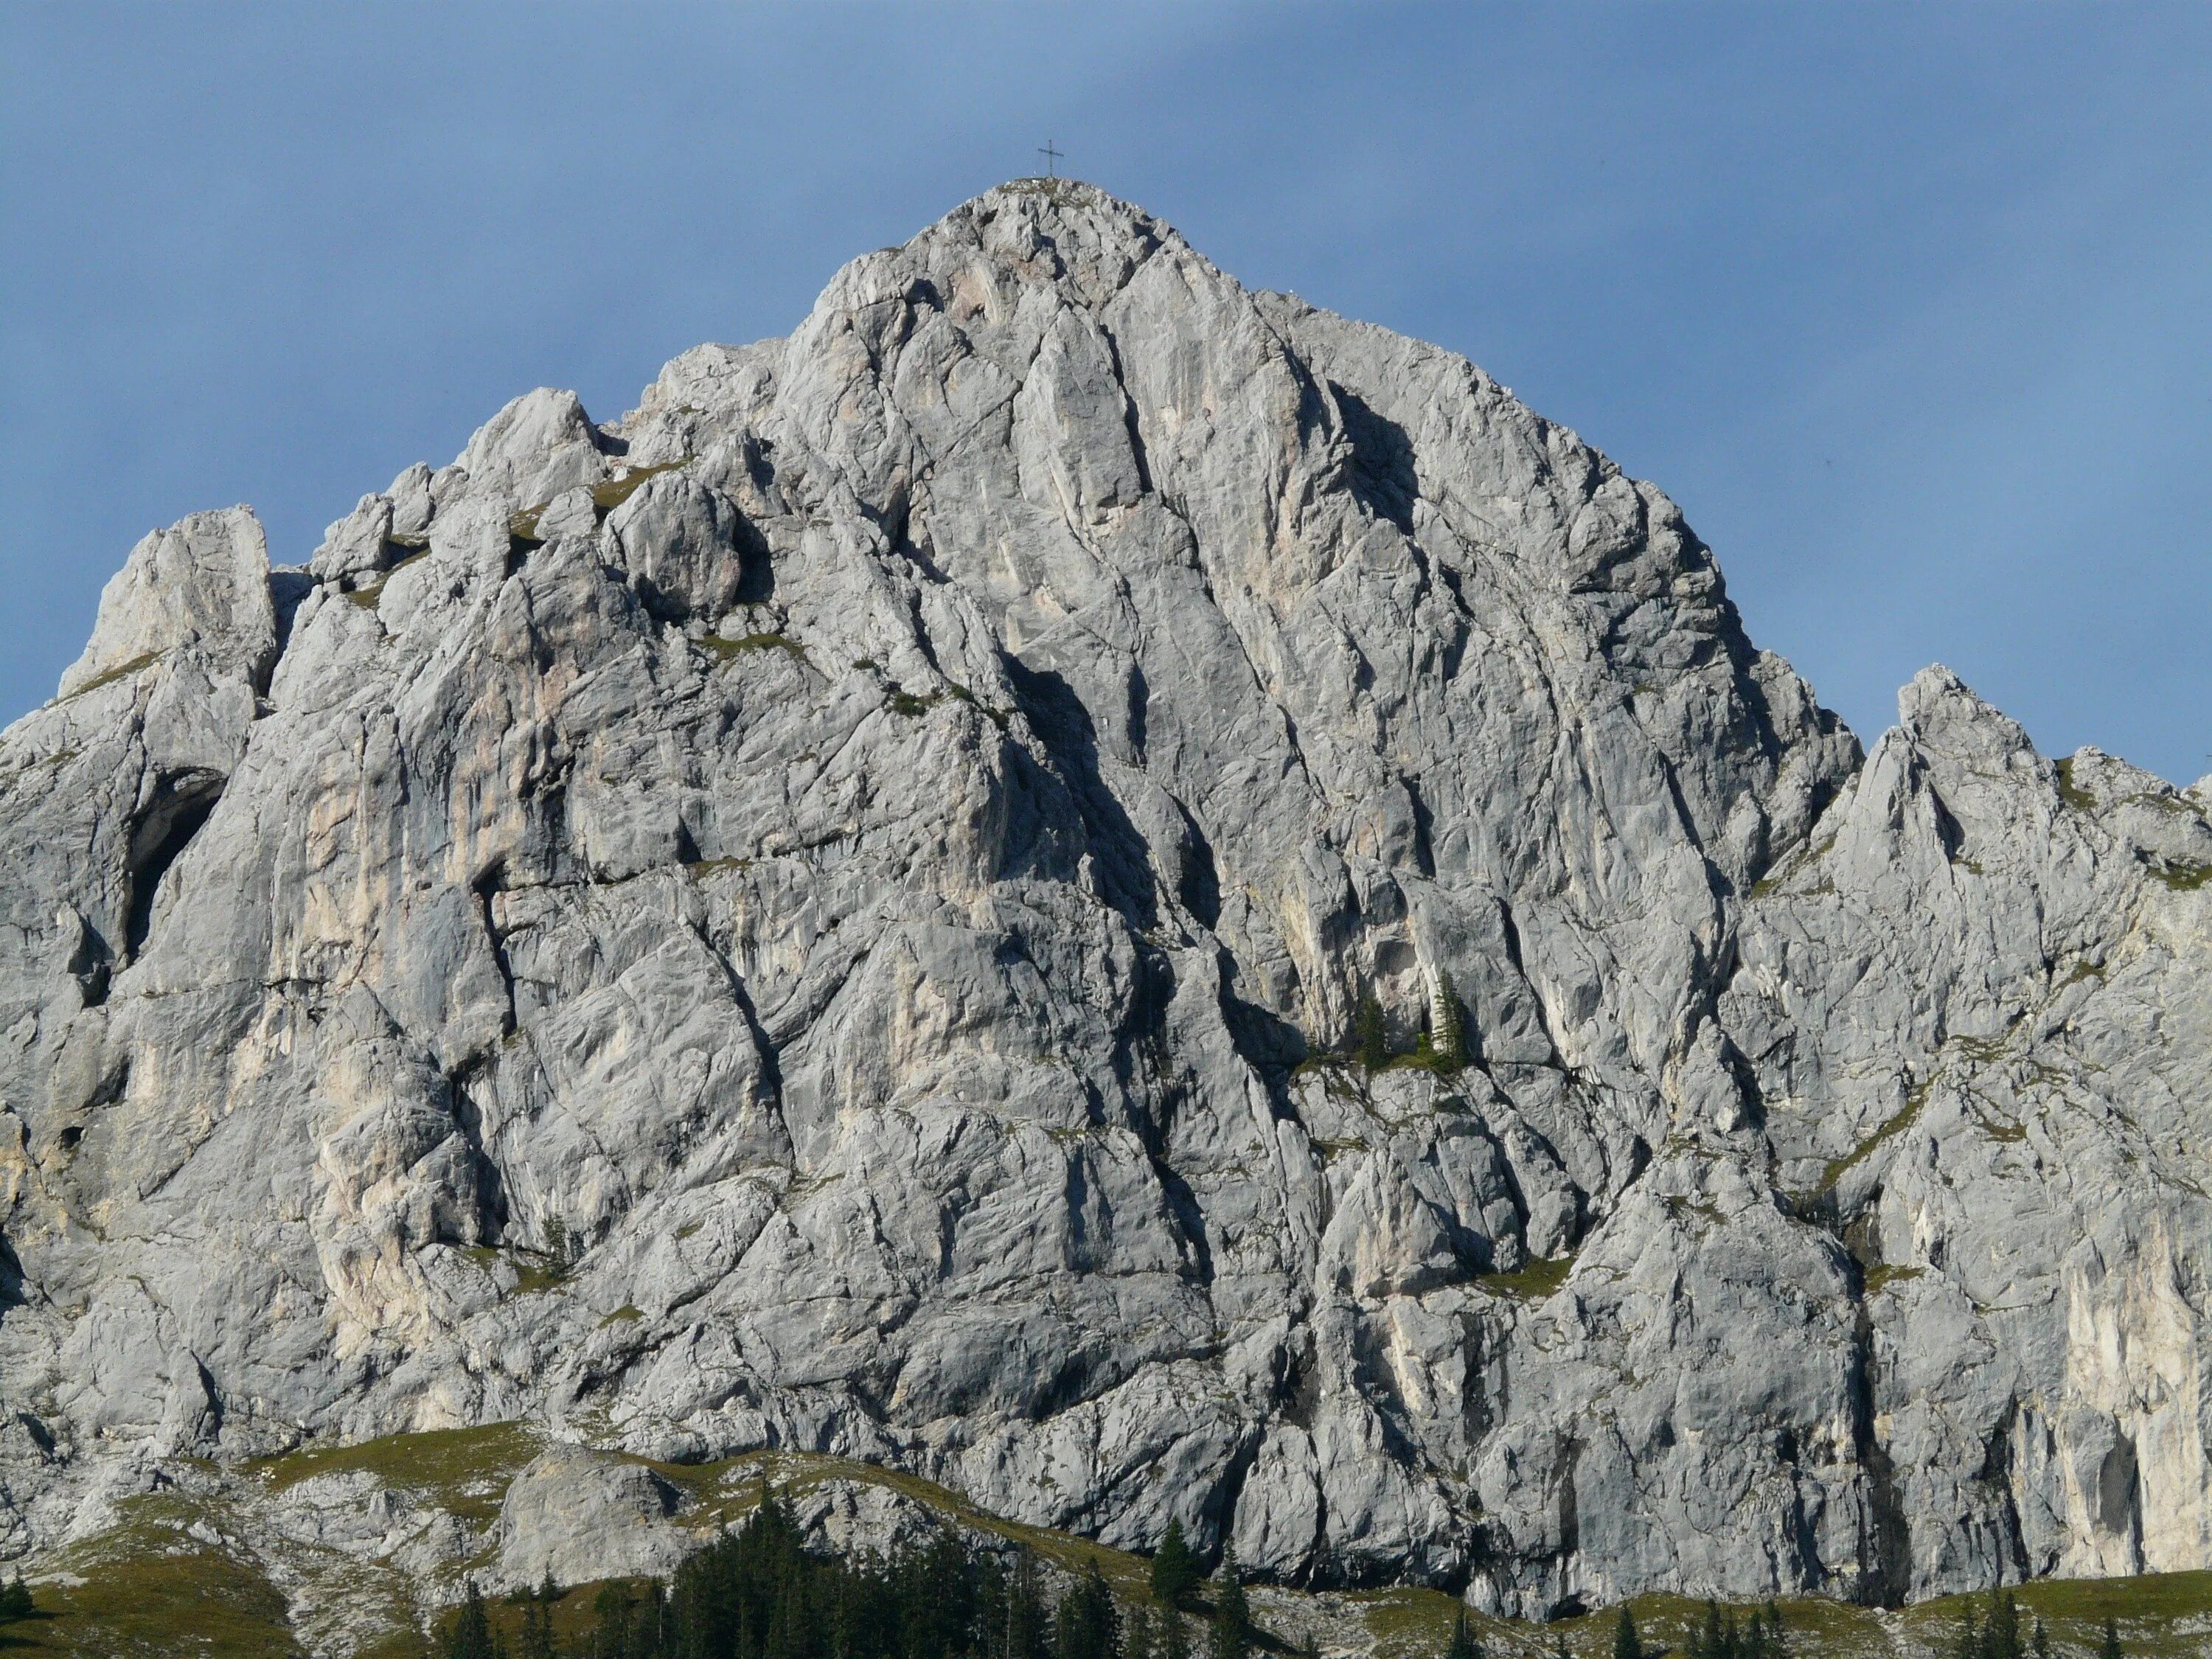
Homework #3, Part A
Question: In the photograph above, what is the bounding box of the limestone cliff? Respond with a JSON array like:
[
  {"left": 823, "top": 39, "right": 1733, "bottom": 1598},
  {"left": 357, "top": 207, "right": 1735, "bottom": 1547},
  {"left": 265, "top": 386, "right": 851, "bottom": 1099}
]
[{"left": 1, "top": 181, "right": 2206, "bottom": 1618}]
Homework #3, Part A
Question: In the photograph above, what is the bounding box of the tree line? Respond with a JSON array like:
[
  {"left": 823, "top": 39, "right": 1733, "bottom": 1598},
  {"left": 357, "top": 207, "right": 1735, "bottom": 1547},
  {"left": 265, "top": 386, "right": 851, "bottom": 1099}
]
[
  {"left": 436, "top": 1503, "right": 1254, "bottom": 1659},
  {"left": 434, "top": 1498, "right": 2131, "bottom": 1659},
  {"left": 1936, "top": 1588, "right": 2122, "bottom": 1659}
]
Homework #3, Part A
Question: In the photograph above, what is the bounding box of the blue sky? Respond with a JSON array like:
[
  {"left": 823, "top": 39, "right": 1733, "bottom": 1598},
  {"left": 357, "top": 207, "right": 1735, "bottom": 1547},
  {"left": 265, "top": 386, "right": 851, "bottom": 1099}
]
[{"left": 4, "top": 3, "right": 2207, "bottom": 783}]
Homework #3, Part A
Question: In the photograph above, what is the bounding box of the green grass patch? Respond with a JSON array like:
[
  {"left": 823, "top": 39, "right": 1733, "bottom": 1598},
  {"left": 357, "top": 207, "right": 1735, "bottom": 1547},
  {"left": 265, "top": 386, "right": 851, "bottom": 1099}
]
[
  {"left": 1352, "top": 1584, "right": 1466, "bottom": 1659},
  {"left": 1293, "top": 1041, "right": 1466, "bottom": 1085},
  {"left": 1901, "top": 1571, "right": 2212, "bottom": 1659},
  {"left": 2148, "top": 858, "right": 2211, "bottom": 893},
  {"left": 1862, "top": 1262, "right": 1925, "bottom": 1297},
  {"left": 60, "top": 653, "right": 158, "bottom": 700},
  {"left": 684, "top": 855, "right": 753, "bottom": 878},
  {"left": 1352, "top": 1586, "right": 1888, "bottom": 1659},
  {"left": 590, "top": 458, "right": 691, "bottom": 513},
  {"left": 513, "top": 1255, "right": 568, "bottom": 1295},
  {"left": 1818, "top": 1091, "right": 1926, "bottom": 1194},
  {"left": 1748, "top": 835, "right": 1836, "bottom": 900},
  {"left": 1379, "top": 1052, "right": 1463, "bottom": 1079},
  {"left": 1004, "top": 178, "right": 1093, "bottom": 211},
  {"left": 1475, "top": 1253, "right": 1575, "bottom": 1301},
  {"left": 342, "top": 547, "right": 428, "bottom": 612},
  {"left": 700, "top": 632, "right": 808, "bottom": 667},
  {"left": 1384, "top": 1573, "right": 2212, "bottom": 1659},
  {"left": 941, "top": 681, "right": 1012, "bottom": 731},
  {"left": 2056, "top": 757, "right": 2097, "bottom": 812},
  {"left": 9, "top": 1550, "right": 304, "bottom": 1656},
  {"left": 878, "top": 677, "right": 1020, "bottom": 724},
  {"left": 508, "top": 504, "right": 547, "bottom": 549},
  {"left": 248, "top": 1422, "right": 538, "bottom": 1523},
  {"left": 636, "top": 1451, "right": 1161, "bottom": 1601},
  {"left": 462, "top": 1243, "right": 567, "bottom": 1295},
  {"left": 1665, "top": 1195, "right": 1725, "bottom": 1228},
  {"left": 16, "top": 1503, "right": 307, "bottom": 1658}
]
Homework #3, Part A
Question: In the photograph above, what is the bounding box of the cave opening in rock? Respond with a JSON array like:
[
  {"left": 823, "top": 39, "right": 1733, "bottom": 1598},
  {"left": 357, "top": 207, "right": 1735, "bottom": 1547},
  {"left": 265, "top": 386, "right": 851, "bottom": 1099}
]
[{"left": 124, "top": 773, "right": 224, "bottom": 956}]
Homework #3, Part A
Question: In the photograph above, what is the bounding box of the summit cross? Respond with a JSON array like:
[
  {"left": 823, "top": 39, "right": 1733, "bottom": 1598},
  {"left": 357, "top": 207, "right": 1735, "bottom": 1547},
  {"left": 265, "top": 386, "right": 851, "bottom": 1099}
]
[{"left": 1037, "top": 140, "right": 1064, "bottom": 178}]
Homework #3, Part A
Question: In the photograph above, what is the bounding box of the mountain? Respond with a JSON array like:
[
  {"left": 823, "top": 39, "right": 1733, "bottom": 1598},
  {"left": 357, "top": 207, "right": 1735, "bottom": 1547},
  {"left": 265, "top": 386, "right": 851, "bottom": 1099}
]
[{"left": 1, "top": 180, "right": 2208, "bottom": 1630}]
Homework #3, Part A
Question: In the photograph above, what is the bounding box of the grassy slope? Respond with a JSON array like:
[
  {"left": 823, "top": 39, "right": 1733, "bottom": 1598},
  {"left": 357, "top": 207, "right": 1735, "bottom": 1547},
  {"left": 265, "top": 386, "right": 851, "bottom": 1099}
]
[{"left": 5, "top": 1428, "right": 2207, "bottom": 1658}]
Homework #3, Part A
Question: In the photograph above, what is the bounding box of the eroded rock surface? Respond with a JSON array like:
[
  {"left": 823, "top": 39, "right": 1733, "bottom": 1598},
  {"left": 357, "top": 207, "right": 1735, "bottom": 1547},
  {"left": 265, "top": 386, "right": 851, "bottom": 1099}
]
[{"left": 1, "top": 180, "right": 2206, "bottom": 1620}]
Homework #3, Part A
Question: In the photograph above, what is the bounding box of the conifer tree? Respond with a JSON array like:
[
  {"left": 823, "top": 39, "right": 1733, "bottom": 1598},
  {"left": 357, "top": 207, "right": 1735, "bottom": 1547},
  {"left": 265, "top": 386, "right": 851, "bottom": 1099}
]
[
  {"left": 1124, "top": 1600, "right": 1158, "bottom": 1659},
  {"left": 2100, "top": 1614, "right": 2123, "bottom": 1659},
  {"left": 1611, "top": 1604, "right": 1642, "bottom": 1659},
  {"left": 1431, "top": 970, "right": 1466, "bottom": 1071},
  {"left": 590, "top": 1581, "right": 634, "bottom": 1659},
  {"left": 1006, "top": 1548, "right": 1048, "bottom": 1659},
  {"left": 1986, "top": 1588, "right": 2022, "bottom": 1659},
  {"left": 1164, "top": 1604, "right": 1192, "bottom": 1659},
  {"left": 442, "top": 1580, "right": 498, "bottom": 1659},
  {"left": 976, "top": 1552, "right": 1010, "bottom": 1659},
  {"left": 1055, "top": 1562, "right": 1118, "bottom": 1659},
  {"left": 1357, "top": 991, "right": 1388, "bottom": 1073},
  {"left": 2031, "top": 1616, "right": 2051, "bottom": 1659},
  {"left": 519, "top": 1588, "right": 554, "bottom": 1659},
  {"left": 1764, "top": 1599, "right": 1787, "bottom": 1659},
  {"left": 1151, "top": 1518, "right": 1200, "bottom": 1609},
  {"left": 0, "top": 1573, "right": 32, "bottom": 1620},
  {"left": 1692, "top": 1597, "right": 1726, "bottom": 1659},
  {"left": 1443, "top": 1606, "right": 1482, "bottom": 1659},
  {"left": 1207, "top": 1548, "right": 1251, "bottom": 1659}
]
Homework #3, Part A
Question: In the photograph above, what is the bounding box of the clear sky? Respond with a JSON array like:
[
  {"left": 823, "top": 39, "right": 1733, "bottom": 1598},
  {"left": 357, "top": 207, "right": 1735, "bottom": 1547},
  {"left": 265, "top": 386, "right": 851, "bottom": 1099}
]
[{"left": 4, "top": 3, "right": 2207, "bottom": 783}]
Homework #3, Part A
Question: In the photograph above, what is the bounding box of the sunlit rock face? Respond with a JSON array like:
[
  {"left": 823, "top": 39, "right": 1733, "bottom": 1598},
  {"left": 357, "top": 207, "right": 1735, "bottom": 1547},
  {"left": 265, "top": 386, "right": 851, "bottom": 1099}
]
[{"left": 2, "top": 180, "right": 2207, "bottom": 1614}]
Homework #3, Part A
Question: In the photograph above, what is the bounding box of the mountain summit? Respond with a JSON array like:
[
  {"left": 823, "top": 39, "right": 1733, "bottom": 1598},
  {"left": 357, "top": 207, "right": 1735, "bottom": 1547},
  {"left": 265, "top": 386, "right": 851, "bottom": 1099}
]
[{"left": 3, "top": 181, "right": 2208, "bottom": 1622}]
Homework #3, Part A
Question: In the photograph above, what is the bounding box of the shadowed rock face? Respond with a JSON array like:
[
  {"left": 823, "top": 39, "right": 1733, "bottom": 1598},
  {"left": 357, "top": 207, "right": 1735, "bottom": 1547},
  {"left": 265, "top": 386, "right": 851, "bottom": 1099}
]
[{"left": 1, "top": 181, "right": 2207, "bottom": 1615}]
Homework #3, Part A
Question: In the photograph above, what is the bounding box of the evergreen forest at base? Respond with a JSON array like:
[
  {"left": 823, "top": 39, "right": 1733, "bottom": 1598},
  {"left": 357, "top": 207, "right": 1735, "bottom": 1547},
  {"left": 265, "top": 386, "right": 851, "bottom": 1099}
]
[{"left": 422, "top": 1498, "right": 2133, "bottom": 1659}]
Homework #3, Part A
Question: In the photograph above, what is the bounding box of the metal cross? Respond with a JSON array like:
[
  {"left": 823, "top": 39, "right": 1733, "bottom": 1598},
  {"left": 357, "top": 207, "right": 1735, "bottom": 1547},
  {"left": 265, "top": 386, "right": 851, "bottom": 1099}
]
[{"left": 1037, "top": 140, "right": 1064, "bottom": 178}]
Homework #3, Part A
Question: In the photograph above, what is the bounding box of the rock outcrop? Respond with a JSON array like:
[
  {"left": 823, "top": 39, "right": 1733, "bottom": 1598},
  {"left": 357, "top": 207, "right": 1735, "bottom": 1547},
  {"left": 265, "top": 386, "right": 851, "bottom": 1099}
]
[{"left": 1, "top": 180, "right": 2206, "bottom": 1619}]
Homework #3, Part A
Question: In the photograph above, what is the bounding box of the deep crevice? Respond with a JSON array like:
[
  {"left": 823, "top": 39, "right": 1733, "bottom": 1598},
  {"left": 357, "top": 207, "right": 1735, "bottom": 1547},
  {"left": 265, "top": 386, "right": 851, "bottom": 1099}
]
[
  {"left": 472, "top": 863, "right": 518, "bottom": 1038},
  {"left": 1002, "top": 654, "right": 1158, "bottom": 929},
  {"left": 124, "top": 773, "right": 226, "bottom": 958},
  {"left": 1851, "top": 1298, "right": 1913, "bottom": 1605},
  {"left": 1331, "top": 383, "right": 1417, "bottom": 535}
]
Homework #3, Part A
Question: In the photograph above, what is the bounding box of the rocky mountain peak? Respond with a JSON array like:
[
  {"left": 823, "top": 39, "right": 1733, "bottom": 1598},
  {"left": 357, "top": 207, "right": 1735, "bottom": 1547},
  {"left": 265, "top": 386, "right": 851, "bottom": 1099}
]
[
  {"left": 1, "top": 185, "right": 2206, "bottom": 1627},
  {"left": 59, "top": 506, "right": 277, "bottom": 698}
]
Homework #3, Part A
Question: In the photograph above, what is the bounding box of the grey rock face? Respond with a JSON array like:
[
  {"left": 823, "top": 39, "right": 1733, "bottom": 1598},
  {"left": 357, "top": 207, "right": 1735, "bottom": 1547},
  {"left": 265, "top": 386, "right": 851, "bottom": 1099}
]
[
  {"left": 1, "top": 180, "right": 2205, "bottom": 1619},
  {"left": 496, "top": 1445, "right": 688, "bottom": 1590}
]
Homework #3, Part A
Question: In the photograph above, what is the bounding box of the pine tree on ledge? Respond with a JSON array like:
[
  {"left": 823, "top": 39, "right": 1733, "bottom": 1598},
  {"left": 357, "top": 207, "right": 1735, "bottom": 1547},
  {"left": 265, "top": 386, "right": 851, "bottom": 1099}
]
[
  {"left": 1207, "top": 1546, "right": 1251, "bottom": 1659},
  {"left": 1151, "top": 1516, "right": 1200, "bottom": 1608},
  {"left": 1357, "top": 991, "right": 1388, "bottom": 1073}
]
